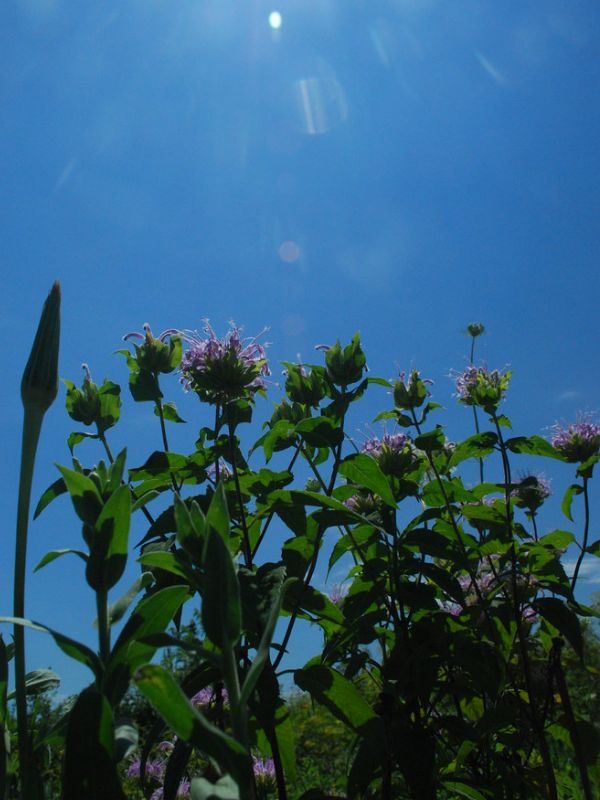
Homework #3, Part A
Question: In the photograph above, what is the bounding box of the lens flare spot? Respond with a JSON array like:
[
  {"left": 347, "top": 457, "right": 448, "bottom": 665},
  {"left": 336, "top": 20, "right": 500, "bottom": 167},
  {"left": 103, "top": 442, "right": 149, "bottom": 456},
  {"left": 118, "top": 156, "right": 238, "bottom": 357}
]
[
  {"left": 268, "top": 11, "right": 282, "bottom": 29},
  {"left": 279, "top": 241, "right": 300, "bottom": 263}
]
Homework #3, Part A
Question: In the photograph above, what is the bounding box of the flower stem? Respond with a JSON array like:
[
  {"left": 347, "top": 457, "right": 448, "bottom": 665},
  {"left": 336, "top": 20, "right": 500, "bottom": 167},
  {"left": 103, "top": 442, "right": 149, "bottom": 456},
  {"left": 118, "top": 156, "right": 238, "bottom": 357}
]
[
  {"left": 14, "top": 405, "right": 44, "bottom": 799},
  {"left": 570, "top": 475, "right": 590, "bottom": 595}
]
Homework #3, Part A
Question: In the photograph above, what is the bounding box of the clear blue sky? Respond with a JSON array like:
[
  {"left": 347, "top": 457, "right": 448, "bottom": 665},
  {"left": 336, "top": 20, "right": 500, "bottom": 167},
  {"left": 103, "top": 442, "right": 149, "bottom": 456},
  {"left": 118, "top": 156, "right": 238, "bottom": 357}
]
[{"left": 1, "top": 0, "right": 599, "bottom": 696}]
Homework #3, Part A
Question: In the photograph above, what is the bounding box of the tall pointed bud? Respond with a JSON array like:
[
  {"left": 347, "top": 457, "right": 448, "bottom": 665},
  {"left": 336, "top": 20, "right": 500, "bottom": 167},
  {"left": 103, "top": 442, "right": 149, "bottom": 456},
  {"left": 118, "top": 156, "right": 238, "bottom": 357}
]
[{"left": 21, "top": 281, "right": 61, "bottom": 412}]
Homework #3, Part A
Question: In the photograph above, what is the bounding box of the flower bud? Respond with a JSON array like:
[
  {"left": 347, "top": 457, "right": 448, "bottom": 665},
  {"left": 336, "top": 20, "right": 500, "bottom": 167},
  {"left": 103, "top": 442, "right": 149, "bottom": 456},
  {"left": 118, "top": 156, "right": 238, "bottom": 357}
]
[{"left": 21, "top": 282, "right": 61, "bottom": 413}]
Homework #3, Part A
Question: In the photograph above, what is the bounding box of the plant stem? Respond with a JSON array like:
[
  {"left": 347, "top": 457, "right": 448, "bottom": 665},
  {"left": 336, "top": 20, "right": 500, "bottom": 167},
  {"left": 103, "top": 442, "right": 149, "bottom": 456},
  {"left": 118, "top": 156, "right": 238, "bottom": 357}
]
[
  {"left": 469, "top": 334, "right": 484, "bottom": 483},
  {"left": 96, "top": 588, "right": 111, "bottom": 666},
  {"left": 228, "top": 419, "right": 252, "bottom": 569},
  {"left": 570, "top": 475, "right": 590, "bottom": 594},
  {"left": 492, "top": 413, "right": 558, "bottom": 800},
  {"left": 14, "top": 405, "right": 44, "bottom": 799},
  {"left": 551, "top": 638, "right": 593, "bottom": 800}
]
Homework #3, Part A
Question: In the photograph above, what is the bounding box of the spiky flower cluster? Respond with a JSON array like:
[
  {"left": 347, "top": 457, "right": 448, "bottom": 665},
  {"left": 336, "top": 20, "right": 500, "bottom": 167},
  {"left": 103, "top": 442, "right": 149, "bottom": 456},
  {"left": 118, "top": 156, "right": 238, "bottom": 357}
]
[
  {"left": 180, "top": 320, "right": 269, "bottom": 402},
  {"left": 551, "top": 415, "right": 600, "bottom": 463},
  {"left": 454, "top": 364, "right": 510, "bottom": 412},
  {"left": 361, "top": 431, "right": 412, "bottom": 476},
  {"left": 328, "top": 583, "right": 349, "bottom": 606},
  {"left": 511, "top": 474, "right": 551, "bottom": 512},
  {"left": 253, "top": 756, "right": 276, "bottom": 787}
]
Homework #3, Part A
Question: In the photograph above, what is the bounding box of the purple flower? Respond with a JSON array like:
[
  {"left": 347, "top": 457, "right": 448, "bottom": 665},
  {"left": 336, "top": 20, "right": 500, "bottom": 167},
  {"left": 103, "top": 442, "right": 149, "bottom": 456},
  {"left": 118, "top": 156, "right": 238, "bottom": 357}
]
[
  {"left": 454, "top": 364, "right": 510, "bottom": 411},
  {"left": 361, "top": 431, "right": 412, "bottom": 476},
  {"left": 191, "top": 685, "right": 228, "bottom": 708},
  {"left": 180, "top": 320, "right": 270, "bottom": 401},
  {"left": 511, "top": 474, "right": 551, "bottom": 512},
  {"left": 343, "top": 491, "right": 380, "bottom": 515},
  {"left": 328, "top": 583, "right": 349, "bottom": 606},
  {"left": 127, "top": 757, "right": 165, "bottom": 781},
  {"left": 253, "top": 756, "right": 276, "bottom": 786},
  {"left": 551, "top": 415, "right": 600, "bottom": 463}
]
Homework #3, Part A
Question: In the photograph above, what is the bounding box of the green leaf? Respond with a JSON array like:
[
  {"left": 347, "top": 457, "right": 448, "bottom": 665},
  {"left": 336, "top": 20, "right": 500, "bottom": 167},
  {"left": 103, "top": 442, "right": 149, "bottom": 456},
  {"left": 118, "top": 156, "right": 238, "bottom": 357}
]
[
  {"left": 0, "top": 617, "right": 102, "bottom": 678},
  {"left": 7, "top": 668, "right": 60, "bottom": 700},
  {"left": 63, "top": 687, "right": 126, "bottom": 800},
  {"left": 505, "top": 435, "right": 565, "bottom": 460},
  {"left": 441, "top": 781, "right": 488, "bottom": 800},
  {"left": 206, "top": 483, "right": 230, "bottom": 542},
  {"left": 338, "top": 454, "right": 396, "bottom": 508},
  {"left": 86, "top": 484, "right": 131, "bottom": 590},
  {"left": 98, "top": 380, "right": 122, "bottom": 432},
  {"left": 56, "top": 465, "right": 103, "bottom": 525},
  {"left": 539, "top": 530, "right": 575, "bottom": 550},
  {"left": 191, "top": 775, "right": 240, "bottom": 800},
  {"left": 134, "top": 665, "right": 248, "bottom": 781},
  {"left": 67, "top": 431, "right": 99, "bottom": 454},
  {"left": 114, "top": 719, "right": 138, "bottom": 762},
  {"left": 105, "top": 573, "right": 154, "bottom": 627},
  {"left": 202, "top": 527, "right": 241, "bottom": 648},
  {"left": 129, "top": 368, "right": 162, "bottom": 402},
  {"left": 562, "top": 483, "right": 583, "bottom": 522},
  {"left": 34, "top": 548, "right": 88, "bottom": 572},
  {"left": 534, "top": 598, "right": 583, "bottom": 658},
  {"left": 34, "top": 476, "right": 67, "bottom": 518},
  {"left": 296, "top": 416, "right": 343, "bottom": 448},
  {"left": 129, "top": 451, "right": 188, "bottom": 480},
  {"left": 155, "top": 401, "right": 186, "bottom": 423},
  {"left": 414, "top": 426, "right": 446, "bottom": 453},
  {"left": 109, "top": 586, "right": 190, "bottom": 678},
  {"left": 175, "top": 496, "right": 206, "bottom": 561},
  {"left": 449, "top": 432, "right": 498, "bottom": 467},
  {"left": 294, "top": 664, "right": 379, "bottom": 733},
  {"left": 137, "top": 551, "right": 190, "bottom": 579},
  {"left": 239, "top": 577, "right": 293, "bottom": 709}
]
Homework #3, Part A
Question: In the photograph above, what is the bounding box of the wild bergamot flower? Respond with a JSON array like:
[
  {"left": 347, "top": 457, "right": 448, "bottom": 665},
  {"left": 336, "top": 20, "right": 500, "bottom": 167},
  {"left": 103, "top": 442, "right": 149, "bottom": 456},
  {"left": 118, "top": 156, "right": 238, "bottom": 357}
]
[
  {"left": 454, "top": 364, "right": 510, "bottom": 412},
  {"left": 551, "top": 415, "right": 600, "bottom": 463},
  {"left": 179, "top": 320, "right": 269, "bottom": 402}
]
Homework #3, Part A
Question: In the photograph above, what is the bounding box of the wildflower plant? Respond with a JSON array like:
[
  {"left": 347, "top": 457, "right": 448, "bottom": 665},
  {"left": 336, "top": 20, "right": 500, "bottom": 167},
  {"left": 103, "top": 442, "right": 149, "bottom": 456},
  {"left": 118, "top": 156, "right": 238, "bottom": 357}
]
[{"left": 3, "top": 301, "right": 600, "bottom": 800}]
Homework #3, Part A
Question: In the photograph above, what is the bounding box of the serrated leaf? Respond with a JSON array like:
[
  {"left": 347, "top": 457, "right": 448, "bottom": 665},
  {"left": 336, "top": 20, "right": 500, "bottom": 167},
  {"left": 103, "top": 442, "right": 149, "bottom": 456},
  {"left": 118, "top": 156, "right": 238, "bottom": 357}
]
[{"left": 505, "top": 435, "right": 565, "bottom": 460}]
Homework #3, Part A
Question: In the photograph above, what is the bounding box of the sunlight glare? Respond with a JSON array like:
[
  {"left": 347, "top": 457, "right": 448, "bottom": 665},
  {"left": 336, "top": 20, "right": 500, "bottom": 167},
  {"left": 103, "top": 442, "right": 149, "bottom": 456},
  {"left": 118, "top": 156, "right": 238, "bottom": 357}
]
[{"left": 268, "top": 11, "right": 282, "bottom": 30}]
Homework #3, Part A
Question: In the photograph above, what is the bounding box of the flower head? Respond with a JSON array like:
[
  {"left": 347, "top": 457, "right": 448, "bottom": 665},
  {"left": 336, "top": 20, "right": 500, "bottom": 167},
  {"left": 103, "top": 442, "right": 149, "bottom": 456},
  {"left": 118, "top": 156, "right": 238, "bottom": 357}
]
[
  {"left": 361, "top": 431, "right": 412, "bottom": 475},
  {"left": 328, "top": 583, "right": 349, "bottom": 606},
  {"left": 551, "top": 415, "right": 600, "bottom": 463},
  {"left": 253, "top": 756, "right": 276, "bottom": 787},
  {"left": 191, "top": 685, "right": 228, "bottom": 708},
  {"left": 393, "top": 368, "right": 431, "bottom": 410},
  {"left": 122, "top": 323, "right": 182, "bottom": 374},
  {"left": 180, "top": 320, "right": 269, "bottom": 402},
  {"left": 454, "top": 364, "right": 510, "bottom": 412},
  {"left": 511, "top": 474, "right": 551, "bottom": 512}
]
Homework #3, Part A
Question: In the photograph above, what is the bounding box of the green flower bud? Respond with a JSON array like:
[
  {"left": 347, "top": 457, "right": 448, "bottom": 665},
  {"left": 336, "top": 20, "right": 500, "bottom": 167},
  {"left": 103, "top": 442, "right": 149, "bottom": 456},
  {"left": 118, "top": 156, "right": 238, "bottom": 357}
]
[
  {"left": 21, "top": 282, "right": 61, "bottom": 413},
  {"left": 321, "top": 333, "right": 366, "bottom": 388}
]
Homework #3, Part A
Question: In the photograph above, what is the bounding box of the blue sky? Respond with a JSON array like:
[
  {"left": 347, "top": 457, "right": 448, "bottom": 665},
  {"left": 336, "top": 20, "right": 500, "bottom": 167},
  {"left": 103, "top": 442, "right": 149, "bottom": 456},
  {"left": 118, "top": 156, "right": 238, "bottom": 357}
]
[{"left": 1, "top": 0, "right": 599, "bottom": 695}]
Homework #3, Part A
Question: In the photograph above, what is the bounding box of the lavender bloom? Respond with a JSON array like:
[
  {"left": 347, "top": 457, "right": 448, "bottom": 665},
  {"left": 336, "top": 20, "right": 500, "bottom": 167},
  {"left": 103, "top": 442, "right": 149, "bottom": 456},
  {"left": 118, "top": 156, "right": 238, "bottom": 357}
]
[
  {"left": 253, "top": 756, "right": 276, "bottom": 786},
  {"left": 511, "top": 474, "right": 551, "bottom": 512},
  {"left": 328, "top": 583, "right": 349, "bottom": 606},
  {"left": 127, "top": 757, "right": 165, "bottom": 781},
  {"left": 361, "top": 431, "right": 412, "bottom": 476},
  {"left": 551, "top": 415, "right": 600, "bottom": 463},
  {"left": 180, "top": 320, "right": 270, "bottom": 401},
  {"left": 454, "top": 364, "right": 510, "bottom": 412},
  {"left": 191, "top": 685, "right": 229, "bottom": 708},
  {"left": 344, "top": 492, "right": 380, "bottom": 515}
]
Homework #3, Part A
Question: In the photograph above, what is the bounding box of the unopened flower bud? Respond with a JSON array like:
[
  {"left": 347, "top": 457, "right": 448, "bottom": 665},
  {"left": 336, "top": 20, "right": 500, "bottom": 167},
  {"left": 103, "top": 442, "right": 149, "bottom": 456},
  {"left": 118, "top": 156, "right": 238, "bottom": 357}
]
[{"left": 21, "top": 282, "right": 61, "bottom": 413}]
